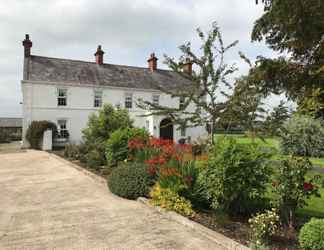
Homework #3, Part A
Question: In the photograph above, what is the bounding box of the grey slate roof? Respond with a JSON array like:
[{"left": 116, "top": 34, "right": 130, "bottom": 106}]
[
  {"left": 26, "top": 55, "right": 191, "bottom": 90},
  {"left": 0, "top": 118, "right": 22, "bottom": 128}
]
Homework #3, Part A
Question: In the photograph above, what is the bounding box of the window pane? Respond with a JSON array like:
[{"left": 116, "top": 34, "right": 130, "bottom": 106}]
[
  {"left": 153, "top": 95, "right": 159, "bottom": 106},
  {"left": 125, "top": 93, "right": 132, "bottom": 109},
  {"left": 58, "top": 89, "right": 67, "bottom": 106},
  {"left": 94, "top": 91, "right": 102, "bottom": 107}
]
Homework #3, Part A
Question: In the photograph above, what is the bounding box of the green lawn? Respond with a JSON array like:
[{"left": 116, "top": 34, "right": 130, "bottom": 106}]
[
  {"left": 215, "top": 133, "right": 324, "bottom": 218},
  {"left": 215, "top": 134, "right": 324, "bottom": 168}
]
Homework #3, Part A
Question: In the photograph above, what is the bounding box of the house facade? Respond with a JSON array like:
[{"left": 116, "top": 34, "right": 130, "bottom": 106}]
[{"left": 21, "top": 35, "right": 207, "bottom": 147}]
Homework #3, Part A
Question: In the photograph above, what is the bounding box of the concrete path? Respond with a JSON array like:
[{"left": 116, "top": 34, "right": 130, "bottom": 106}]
[{"left": 0, "top": 150, "right": 226, "bottom": 250}]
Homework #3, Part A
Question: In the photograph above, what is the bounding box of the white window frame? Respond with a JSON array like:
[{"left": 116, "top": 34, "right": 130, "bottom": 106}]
[
  {"left": 57, "top": 88, "right": 67, "bottom": 106},
  {"left": 94, "top": 90, "right": 103, "bottom": 108},
  {"left": 125, "top": 93, "right": 133, "bottom": 109},
  {"left": 57, "top": 119, "right": 69, "bottom": 138},
  {"left": 152, "top": 94, "right": 159, "bottom": 106}
]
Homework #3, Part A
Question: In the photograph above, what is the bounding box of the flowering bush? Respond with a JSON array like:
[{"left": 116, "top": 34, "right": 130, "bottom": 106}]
[
  {"left": 272, "top": 156, "right": 321, "bottom": 226},
  {"left": 149, "top": 184, "right": 195, "bottom": 217},
  {"left": 249, "top": 208, "right": 280, "bottom": 248}
]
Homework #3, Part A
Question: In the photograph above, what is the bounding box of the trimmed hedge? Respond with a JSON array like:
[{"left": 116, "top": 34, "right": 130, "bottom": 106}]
[
  {"left": 299, "top": 218, "right": 324, "bottom": 250},
  {"left": 107, "top": 163, "right": 154, "bottom": 199}
]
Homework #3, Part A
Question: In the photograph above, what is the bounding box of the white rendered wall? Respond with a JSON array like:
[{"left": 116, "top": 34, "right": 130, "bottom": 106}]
[{"left": 22, "top": 81, "right": 208, "bottom": 147}]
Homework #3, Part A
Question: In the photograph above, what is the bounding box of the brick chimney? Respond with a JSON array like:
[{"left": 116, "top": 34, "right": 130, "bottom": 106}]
[
  {"left": 94, "top": 45, "right": 104, "bottom": 65},
  {"left": 182, "top": 58, "right": 193, "bottom": 75},
  {"left": 22, "top": 34, "right": 32, "bottom": 57},
  {"left": 147, "top": 53, "right": 158, "bottom": 71}
]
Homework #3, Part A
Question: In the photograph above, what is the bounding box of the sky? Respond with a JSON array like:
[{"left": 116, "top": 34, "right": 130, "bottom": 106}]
[{"left": 0, "top": 0, "right": 283, "bottom": 118}]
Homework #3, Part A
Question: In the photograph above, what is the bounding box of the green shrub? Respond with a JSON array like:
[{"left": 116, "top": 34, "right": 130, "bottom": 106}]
[
  {"left": 279, "top": 115, "right": 324, "bottom": 157},
  {"left": 107, "top": 163, "right": 154, "bottom": 199},
  {"left": 63, "top": 143, "right": 81, "bottom": 159},
  {"left": 85, "top": 148, "right": 104, "bottom": 170},
  {"left": 201, "top": 137, "right": 272, "bottom": 216},
  {"left": 82, "top": 104, "right": 133, "bottom": 165},
  {"left": 272, "top": 156, "right": 321, "bottom": 225},
  {"left": 26, "top": 121, "right": 57, "bottom": 149},
  {"left": 249, "top": 208, "right": 280, "bottom": 247},
  {"left": 149, "top": 184, "right": 195, "bottom": 217},
  {"left": 299, "top": 218, "right": 324, "bottom": 250},
  {"left": 106, "top": 127, "right": 149, "bottom": 167}
]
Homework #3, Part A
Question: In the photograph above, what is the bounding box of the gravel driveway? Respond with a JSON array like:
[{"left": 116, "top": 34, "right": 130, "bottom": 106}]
[{"left": 0, "top": 150, "right": 228, "bottom": 250}]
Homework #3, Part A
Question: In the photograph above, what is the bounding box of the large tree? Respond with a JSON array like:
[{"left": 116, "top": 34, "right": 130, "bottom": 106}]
[
  {"left": 251, "top": 0, "right": 324, "bottom": 116},
  {"left": 138, "top": 22, "right": 264, "bottom": 144}
]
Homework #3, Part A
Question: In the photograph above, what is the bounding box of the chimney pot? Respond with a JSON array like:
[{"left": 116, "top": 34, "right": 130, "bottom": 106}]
[
  {"left": 147, "top": 53, "right": 158, "bottom": 71},
  {"left": 22, "top": 34, "right": 32, "bottom": 57},
  {"left": 182, "top": 58, "right": 193, "bottom": 75},
  {"left": 94, "top": 45, "right": 105, "bottom": 65}
]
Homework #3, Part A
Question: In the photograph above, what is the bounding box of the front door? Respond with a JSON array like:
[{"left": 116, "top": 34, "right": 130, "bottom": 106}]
[{"left": 159, "top": 118, "right": 173, "bottom": 140}]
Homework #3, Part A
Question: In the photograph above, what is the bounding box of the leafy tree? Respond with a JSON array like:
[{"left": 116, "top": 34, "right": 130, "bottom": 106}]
[
  {"left": 262, "top": 101, "right": 290, "bottom": 136},
  {"left": 139, "top": 22, "right": 264, "bottom": 144},
  {"left": 251, "top": 0, "right": 324, "bottom": 116},
  {"left": 82, "top": 104, "right": 133, "bottom": 166}
]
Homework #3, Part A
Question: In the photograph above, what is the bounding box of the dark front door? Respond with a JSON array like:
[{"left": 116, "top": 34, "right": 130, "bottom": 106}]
[{"left": 160, "top": 118, "right": 173, "bottom": 140}]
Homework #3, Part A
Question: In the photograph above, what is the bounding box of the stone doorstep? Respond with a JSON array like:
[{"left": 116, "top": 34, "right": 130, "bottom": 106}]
[
  {"left": 137, "top": 198, "right": 250, "bottom": 250},
  {"left": 50, "top": 152, "right": 250, "bottom": 250}
]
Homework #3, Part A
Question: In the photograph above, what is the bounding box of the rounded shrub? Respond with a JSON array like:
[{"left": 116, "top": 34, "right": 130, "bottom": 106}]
[
  {"left": 106, "top": 127, "right": 148, "bottom": 167},
  {"left": 107, "top": 163, "right": 154, "bottom": 199},
  {"left": 279, "top": 115, "right": 324, "bottom": 157},
  {"left": 299, "top": 218, "right": 324, "bottom": 250}
]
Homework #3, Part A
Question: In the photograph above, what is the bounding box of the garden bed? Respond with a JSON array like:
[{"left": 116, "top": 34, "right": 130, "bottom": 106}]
[{"left": 192, "top": 211, "right": 300, "bottom": 250}]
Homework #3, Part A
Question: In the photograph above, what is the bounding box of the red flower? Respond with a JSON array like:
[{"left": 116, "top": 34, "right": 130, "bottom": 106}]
[
  {"left": 303, "top": 182, "right": 314, "bottom": 191},
  {"left": 145, "top": 156, "right": 167, "bottom": 166},
  {"left": 147, "top": 166, "right": 157, "bottom": 176},
  {"left": 128, "top": 137, "right": 145, "bottom": 150}
]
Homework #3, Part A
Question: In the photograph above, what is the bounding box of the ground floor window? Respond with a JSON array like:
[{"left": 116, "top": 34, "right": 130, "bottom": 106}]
[{"left": 57, "top": 119, "right": 69, "bottom": 138}]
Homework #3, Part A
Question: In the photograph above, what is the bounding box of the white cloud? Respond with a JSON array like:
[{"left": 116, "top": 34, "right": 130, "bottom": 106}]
[{"left": 0, "top": 0, "right": 280, "bottom": 117}]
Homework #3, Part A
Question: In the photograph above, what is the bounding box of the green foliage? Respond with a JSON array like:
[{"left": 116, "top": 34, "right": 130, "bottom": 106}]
[
  {"left": 82, "top": 104, "right": 133, "bottom": 166},
  {"left": 201, "top": 137, "right": 272, "bottom": 215},
  {"left": 249, "top": 208, "right": 280, "bottom": 248},
  {"left": 26, "top": 121, "right": 57, "bottom": 149},
  {"left": 299, "top": 218, "right": 324, "bottom": 250},
  {"left": 106, "top": 127, "right": 149, "bottom": 167},
  {"left": 272, "top": 156, "right": 321, "bottom": 225},
  {"left": 279, "top": 115, "right": 324, "bottom": 157},
  {"left": 262, "top": 101, "right": 290, "bottom": 136},
  {"left": 85, "top": 147, "right": 105, "bottom": 170},
  {"left": 63, "top": 143, "right": 81, "bottom": 159},
  {"left": 251, "top": 0, "right": 324, "bottom": 116},
  {"left": 107, "top": 163, "right": 154, "bottom": 199},
  {"left": 149, "top": 184, "right": 195, "bottom": 217}
]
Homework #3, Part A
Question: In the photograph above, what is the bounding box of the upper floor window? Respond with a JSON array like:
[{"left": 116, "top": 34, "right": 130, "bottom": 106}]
[
  {"left": 179, "top": 96, "right": 185, "bottom": 109},
  {"left": 125, "top": 93, "right": 133, "bottom": 109},
  {"left": 57, "top": 88, "right": 67, "bottom": 106},
  {"left": 94, "top": 90, "right": 102, "bottom": 107},
  {"left": 57, "top": 119, "right": 69, "bottom": 138},
  {"left": 152, "top": 94, "right": 159, "bottom": 106}
]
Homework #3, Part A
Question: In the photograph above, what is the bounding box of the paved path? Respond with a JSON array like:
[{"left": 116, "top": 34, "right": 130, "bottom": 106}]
[{"left": 0, "top": 151, "right": 226, "bottom": 250}]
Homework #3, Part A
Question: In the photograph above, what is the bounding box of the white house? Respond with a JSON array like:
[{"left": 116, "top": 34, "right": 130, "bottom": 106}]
[{"left": 21, "top": 34, "right": 207, "bottom": 147}]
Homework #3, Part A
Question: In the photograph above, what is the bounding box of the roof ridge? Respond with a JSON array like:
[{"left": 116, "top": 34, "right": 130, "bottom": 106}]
[{"left": 30, "top": 55, "right": 173, "bottom": 72}]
